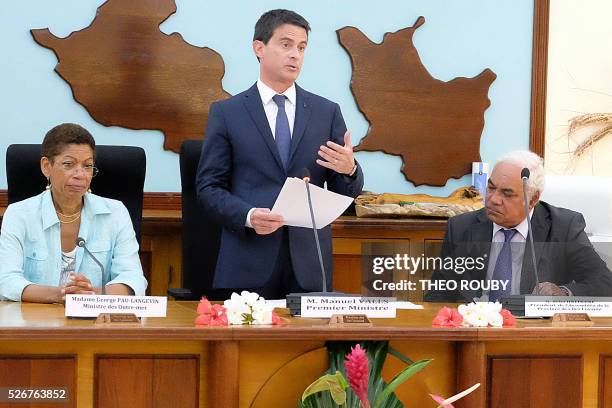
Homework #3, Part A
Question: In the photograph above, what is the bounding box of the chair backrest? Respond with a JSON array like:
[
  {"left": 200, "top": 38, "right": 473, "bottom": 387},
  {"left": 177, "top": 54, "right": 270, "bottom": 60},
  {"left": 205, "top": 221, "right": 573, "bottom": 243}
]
[
  {"left": 5, "top": 144, "right": 146, "bottom": 244},
  {"left": 180, "top": 140, "right": 229, "bottom": 300},
  {"left": 541, "top": 174, "right": 612, "bottom": 238}
]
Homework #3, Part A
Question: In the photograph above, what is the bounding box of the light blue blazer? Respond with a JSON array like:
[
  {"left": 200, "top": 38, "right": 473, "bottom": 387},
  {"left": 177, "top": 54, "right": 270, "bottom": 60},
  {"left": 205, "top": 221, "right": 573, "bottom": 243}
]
[{"left": 0, "top": 190, "right": 147, "bottom": 301}]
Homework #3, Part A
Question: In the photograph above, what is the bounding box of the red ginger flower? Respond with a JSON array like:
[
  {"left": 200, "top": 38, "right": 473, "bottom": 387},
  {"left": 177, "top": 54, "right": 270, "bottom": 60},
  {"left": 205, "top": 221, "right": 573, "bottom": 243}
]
[
  {"left": 344, "top": 344, "right": 370, "bottom": 408},
  {"left": 432, "top": 306, "right": 463, "bottom": 327}
]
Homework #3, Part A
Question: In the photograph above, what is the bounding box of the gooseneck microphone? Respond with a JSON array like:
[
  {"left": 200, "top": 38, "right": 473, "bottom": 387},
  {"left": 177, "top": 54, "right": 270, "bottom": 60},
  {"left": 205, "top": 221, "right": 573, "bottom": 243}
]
[
  {"left": 285, "top": 169, "right": 356, "bottom": 315},
  {"left": 301, "top": 168, "right": 328, "bottom": 292},
  {"left": 76, "top": 237, "right": 106, "bottom": 295},
  {"left": 502, "top": 168, "right": 541, "bottom": 315},
  {"left": 521, "top": 168, "right": 540, "bottom": 290}
]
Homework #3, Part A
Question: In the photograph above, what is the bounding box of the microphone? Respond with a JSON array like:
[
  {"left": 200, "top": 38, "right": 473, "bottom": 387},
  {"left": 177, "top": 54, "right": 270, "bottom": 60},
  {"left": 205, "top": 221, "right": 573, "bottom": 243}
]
[
  {"left": 501, "top": 167, "right": 540, "bottom": 315},
  {"left": 301, "top": 168, "right": 327, "bottom": 292},
  {"left": 76, "top": 237, "right": 106, "bottom": 295},
  {"left": 286, "top": 168, "right": 358, "bottom": 315},
  {"left": 521, "top": 167, "right": 530, "bottom": 181},
  {"left": 520, "top": 168, "right": 540, "bottom": 290}
]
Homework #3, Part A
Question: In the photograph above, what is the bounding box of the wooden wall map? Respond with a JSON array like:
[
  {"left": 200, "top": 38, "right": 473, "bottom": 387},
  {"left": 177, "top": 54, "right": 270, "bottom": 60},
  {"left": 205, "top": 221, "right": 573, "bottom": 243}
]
[
  {"left": 338, "top": 17, "right": 496, "bottom": 186},
  {"left": 31, "top": 0, "right": 229, "bottom": 152}
]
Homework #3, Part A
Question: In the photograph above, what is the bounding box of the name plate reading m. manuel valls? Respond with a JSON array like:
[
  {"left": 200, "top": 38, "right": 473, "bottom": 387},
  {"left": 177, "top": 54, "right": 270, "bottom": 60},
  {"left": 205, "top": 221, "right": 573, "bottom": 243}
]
[{"left": 301, "top": 296, "right": 396, "bottom": 318}]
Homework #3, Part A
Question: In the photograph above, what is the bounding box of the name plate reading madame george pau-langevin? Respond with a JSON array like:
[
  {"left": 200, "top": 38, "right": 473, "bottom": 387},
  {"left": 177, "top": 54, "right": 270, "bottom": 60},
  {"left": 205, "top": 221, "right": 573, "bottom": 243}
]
[
  {"left": 65, "top": 294, "right": 167, "bottom": 318},
  {"left": 525, "top": 296, "right": 612, "bottom": 317},
  {"left": 300, "top": 296, "right": 396, "bottom": 318}
]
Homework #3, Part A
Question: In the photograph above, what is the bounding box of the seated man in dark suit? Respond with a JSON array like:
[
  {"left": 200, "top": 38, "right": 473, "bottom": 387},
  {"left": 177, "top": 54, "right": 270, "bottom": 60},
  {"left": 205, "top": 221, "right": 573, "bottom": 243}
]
[{"left": 424, "top": 150, "right": 612, "bottom": 302}]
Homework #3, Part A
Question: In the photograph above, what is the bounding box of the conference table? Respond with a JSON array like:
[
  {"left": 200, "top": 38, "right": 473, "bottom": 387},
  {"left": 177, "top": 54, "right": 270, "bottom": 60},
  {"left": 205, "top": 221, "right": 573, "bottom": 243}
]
[{"left": 0, "top": 301, "right": 610, "bottom": 408}]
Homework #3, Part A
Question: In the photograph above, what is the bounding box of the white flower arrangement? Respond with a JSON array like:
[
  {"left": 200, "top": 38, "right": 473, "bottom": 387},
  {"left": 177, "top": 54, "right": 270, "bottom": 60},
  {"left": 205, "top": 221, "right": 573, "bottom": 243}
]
[
  {"left": 458, "top": 301, "right": 505, "bottom": 328},
  {"left": 223, "top": 291, "right": 274, "bottom": 325}
]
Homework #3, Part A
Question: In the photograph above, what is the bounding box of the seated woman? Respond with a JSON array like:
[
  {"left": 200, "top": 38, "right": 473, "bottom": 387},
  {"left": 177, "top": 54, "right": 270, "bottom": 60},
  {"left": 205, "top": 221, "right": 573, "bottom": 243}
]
[{"left": 0, "top": 123, "right": 147, "bottom": 302}]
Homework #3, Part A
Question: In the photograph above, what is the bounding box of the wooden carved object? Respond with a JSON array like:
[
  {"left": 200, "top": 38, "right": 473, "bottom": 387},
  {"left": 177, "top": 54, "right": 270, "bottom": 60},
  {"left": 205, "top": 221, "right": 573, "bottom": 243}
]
[
  {"left": 31, "top": 0, "right": 230, "bottom": 152},
  {"left": 354, "top": 186, "right": 484, "bottom": 218},
  {"left": 337, "top": 17, "right": 496, "bottom": 186}
]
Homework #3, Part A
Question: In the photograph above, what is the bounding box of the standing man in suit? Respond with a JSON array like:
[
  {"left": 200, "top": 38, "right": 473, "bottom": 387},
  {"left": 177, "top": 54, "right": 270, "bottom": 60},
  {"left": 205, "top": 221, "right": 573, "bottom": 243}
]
[
  {"left": 424, "top": 150, "right": 612, "bottom": 302},
  {"left": 197, "top": 9, "right": 364, "bottom": 299}
]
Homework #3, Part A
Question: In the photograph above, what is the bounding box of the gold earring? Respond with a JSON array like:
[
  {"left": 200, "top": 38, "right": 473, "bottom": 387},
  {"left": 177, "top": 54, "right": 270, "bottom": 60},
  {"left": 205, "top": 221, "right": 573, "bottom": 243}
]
[{"left": 45, "top": 177, "right": 50, "bottom": 190}]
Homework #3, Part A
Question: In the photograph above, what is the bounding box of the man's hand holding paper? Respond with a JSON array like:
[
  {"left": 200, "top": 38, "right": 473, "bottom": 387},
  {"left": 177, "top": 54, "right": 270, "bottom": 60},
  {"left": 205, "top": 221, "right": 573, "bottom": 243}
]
[
  {"left": 250, "top": 208, "right": 285, "bottom": 235},
  {"left": 271, "top": 177, "right": 355, "bottom": 228}
]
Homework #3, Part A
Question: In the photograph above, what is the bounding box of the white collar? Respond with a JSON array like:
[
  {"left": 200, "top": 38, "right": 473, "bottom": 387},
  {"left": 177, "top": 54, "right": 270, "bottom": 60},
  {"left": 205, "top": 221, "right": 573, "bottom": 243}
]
[
  {"left": 492, "top": 208, "right": 534, "bottom": 240},
  {"left": 257, "top": 79, "right": 296, "bottom": 106}
]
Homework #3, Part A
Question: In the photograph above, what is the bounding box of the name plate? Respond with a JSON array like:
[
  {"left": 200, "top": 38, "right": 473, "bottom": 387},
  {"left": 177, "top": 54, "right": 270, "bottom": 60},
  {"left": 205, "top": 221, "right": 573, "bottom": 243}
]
[
  {"left": 525, "top": 296, "right": 612, "bottom": 317},
  {"left": 65, "top": 295, "right": 167, "bottom": 318},
  {"left": 329, "top": 314, "right": 372, "bottom": 327},
  {"left": 301, "top": 296, "right": 396, "bottom": 318}
]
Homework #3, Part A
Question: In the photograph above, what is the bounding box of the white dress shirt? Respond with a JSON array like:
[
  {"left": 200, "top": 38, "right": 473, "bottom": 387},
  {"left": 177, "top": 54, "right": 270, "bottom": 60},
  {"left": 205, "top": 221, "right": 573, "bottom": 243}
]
[
  {"left": 256, "top": 79, "right": 296, "bottom": 138},
  {"left": 483, "top": 210, "right": 532, "bottom": 299},
  {"left": 245, "top": 80, "right": 297, "bottom": 228}
]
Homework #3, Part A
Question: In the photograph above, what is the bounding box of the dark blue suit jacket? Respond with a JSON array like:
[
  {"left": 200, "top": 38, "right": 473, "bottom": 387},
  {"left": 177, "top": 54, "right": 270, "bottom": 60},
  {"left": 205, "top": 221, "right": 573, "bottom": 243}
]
[{"left": 196, "top": 83, "right": 364, "bottom": 290}]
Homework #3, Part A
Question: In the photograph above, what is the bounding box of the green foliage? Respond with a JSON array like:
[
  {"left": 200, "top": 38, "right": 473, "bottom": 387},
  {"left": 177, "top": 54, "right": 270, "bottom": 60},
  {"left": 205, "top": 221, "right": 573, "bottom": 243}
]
[
  {"left": 373, "top": 358, "right": 431, "bottom": 408},
  {"left": 297, "top": 341, "right": 431, "bottom": 408},
  {"left": 302, "top": 371, "right": 349, "bottom": 405}
]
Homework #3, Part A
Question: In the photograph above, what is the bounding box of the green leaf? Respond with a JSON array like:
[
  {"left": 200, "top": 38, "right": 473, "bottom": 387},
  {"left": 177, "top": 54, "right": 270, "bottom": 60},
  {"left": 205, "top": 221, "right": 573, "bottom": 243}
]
[
  {"left": 387, "top": 347, "right": 414, "bottom": 366},
  {"left": 301, "top": 371, "right": 348, "bottom": 405},
  {"left": 374, "top": 359, "right": 433, "bottom": 408}
]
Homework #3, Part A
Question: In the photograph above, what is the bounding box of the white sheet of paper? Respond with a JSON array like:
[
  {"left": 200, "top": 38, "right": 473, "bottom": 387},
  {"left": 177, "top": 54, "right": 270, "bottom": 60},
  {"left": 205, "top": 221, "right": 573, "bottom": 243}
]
[
  {"left": 393, "top": 301, "right": 424, "bottom": 310},
  {"left": 266, "top": 299, "right": 287, "bottom": 309},
  {"left": 271, "top": 177, "right": 354, "bottom": 228}
]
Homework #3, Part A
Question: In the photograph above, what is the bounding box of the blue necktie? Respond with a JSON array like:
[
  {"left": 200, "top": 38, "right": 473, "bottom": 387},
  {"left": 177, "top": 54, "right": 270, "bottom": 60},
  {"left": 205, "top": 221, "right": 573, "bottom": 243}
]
[
  {"left": 272, "top": 94, "right": 291, "bottom": 170},
  {"left": 489, "top": 229, "right": 518, "bottom": 302}
]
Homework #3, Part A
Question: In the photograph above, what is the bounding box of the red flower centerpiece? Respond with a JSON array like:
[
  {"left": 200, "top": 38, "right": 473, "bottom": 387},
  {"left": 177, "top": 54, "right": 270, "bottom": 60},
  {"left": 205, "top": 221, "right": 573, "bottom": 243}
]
[
  {"left": 194, "top": 297, "right": 228, "bottom": 326},
  {"left": 432, "top": 306, "right": 463, "bottom": 327}
]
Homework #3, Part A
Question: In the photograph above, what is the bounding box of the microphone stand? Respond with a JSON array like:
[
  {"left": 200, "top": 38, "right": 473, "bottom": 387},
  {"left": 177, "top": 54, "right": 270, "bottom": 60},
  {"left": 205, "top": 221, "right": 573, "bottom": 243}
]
[
  {"left": 74, "top": 237, "right": 140, "bottom": 324},
  {"left": 304, "top": 175, "right": 327, "bottom": 292},
  {"left": 76, "top": 237, "right": 106, "bottom": 295},
  {"left": 501, "top": 168, "right": 540, "bottom": 316},
  {"left": 286, "top": 172, "right": 354, "bottom": 315},
  {"left": 523, "top": 177, "right": 540, "bottom": 291}
]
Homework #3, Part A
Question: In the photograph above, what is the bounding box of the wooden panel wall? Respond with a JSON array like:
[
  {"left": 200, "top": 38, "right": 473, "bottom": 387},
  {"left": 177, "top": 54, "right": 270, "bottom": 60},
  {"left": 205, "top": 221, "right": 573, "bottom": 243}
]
[
  {"left": 332, "top": 228, "right": 445, "bottom": 302},
  {"left": 0, "top": 355, "right": 76, "bottom": 408},
  {"left": 95, "top": 355, "right": 198, "bottom": 408},
  {"left": 601, "top": 355, "right": 612, "bottom": 408},
  {"left": 489, "top": 355, "right": 582, "bottom": 408}
]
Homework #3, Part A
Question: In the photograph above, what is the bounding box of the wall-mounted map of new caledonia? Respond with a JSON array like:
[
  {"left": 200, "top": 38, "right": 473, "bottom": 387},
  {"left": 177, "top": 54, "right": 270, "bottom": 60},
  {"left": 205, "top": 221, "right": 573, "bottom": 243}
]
[
  {"left": 339, "top": 17, "right": 496, "bottom": 186},
  {"left": 31, "top": 0, "right": 229, "bottom": 153},
  {"left": 32, "top": 1, "right": 495, "bottom": 186}
]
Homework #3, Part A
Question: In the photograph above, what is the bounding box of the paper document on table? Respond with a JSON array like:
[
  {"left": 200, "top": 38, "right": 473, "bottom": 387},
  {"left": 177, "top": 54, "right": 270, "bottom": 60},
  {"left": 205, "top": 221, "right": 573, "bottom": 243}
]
[
  {"left": 271, "top": 177, "right": 354, "bottom": 228},
  {"left": 394, "top": 301, "right": 424, "bottom": 310}
]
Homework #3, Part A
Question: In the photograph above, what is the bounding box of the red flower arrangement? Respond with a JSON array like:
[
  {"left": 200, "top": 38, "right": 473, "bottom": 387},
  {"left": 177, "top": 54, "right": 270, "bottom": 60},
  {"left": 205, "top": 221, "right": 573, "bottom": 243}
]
[
  {"left": 499, "top": 308, "right": 516, "bottom": 327},
  {"left": 431, "top": 306, "right": 463, "bottom": 328},
  {"left": 194, "top": 297, "right": 229, "bottom": 326},
  {"left": 432, "top": 302, "right": 517, "bottom": 328},
  {"left": 194, "top": 296, "right": 286, "bottom": 326}
]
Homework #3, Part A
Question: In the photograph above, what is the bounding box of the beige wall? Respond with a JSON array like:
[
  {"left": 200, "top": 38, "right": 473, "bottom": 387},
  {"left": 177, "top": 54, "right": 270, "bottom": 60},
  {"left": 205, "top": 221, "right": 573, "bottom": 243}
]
[{"left": 545, "top": 0, "right": 612, "bottom": 176}]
